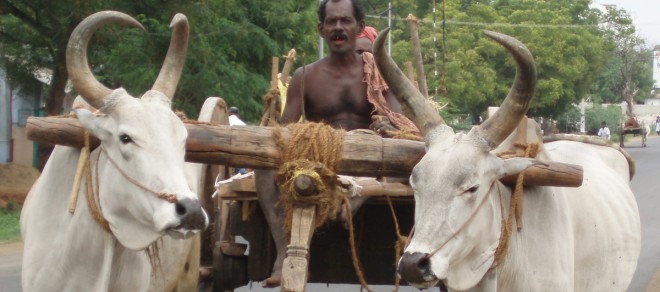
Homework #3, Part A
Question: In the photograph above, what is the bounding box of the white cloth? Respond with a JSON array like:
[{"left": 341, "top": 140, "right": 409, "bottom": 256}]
[
  {"left": 228, "top": 114, "right": 246, "bottom": 126},
  {"left": 655, "top": 121, "right": 660, "bottom": 132},
  {"left": 598, "top": 126, "right": 610, "bottom": 140}
]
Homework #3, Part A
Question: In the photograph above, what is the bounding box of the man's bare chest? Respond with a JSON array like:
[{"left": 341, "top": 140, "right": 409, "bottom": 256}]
[{"left": 305, "top": 80, "right": 371, "bottom": 116}]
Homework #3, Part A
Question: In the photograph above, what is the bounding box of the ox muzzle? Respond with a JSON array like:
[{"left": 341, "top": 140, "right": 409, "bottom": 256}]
[
  {"left": 398, "top": 251, "right": 442, "bottom": 289},
  {"left": 167, "top": 198, "right": 208, "bottom": 239}
]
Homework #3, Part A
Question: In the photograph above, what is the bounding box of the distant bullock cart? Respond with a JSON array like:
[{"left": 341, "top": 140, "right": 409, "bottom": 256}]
[{"left": 619, "top": 117, "right": 649, "bottom": 147}]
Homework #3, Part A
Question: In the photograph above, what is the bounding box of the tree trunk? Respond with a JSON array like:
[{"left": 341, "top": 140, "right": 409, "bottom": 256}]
[{"left": 622, "top": 81, "right": 634, "bottom": 118}]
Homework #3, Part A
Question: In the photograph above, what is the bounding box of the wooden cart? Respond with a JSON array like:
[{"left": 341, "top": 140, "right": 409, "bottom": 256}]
[{"left": 619, "top": 118, "right": 648, "bottom": 148}]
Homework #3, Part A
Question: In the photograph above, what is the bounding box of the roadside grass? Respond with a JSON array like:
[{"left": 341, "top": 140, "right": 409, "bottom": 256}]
[{"left": 0, "top": 203, "right": 21, "bottom": 243}]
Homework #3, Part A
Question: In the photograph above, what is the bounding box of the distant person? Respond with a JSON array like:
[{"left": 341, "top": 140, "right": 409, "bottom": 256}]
[
  {"left": 655, "top": 116, "right": 660, "bottom": 135},
  {"left": 355, "top": 25, "right": 377, "bottom": 54},
  {"left": 228, "top": 106, "right": 246, "bottom": 126},
  {"left": 598, "top": 121, "right": 611, "bottom": 140}
]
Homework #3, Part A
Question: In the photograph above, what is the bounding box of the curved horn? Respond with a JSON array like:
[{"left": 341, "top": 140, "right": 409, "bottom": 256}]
[
  {"left": 151, "top": 13, "right": 189, "bottom": 100},
  {"left": 373, "top": 28, "right": 445, "bottom": 137},
  {"left": 478, "top": 30, "right": 537, "bottom": 149},
  {"left": 66, "top": 11, "right": 145, "bottom": 109}
]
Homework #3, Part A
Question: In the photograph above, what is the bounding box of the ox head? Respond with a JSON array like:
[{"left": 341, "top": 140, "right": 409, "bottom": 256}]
[
  {"left": 373, "top": 29, "right": 537, "bottom": 290},
  {"left": 67, "top": 11, "right": 208, "bottom": 250}
]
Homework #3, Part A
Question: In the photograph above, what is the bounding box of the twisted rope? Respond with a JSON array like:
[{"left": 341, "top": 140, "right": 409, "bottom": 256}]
[
  {"left": 492, "top": 142, "right": 539, "bottom": 267},
  {"left": 273, "top": 122, "right": 345, "bottom": 231}
]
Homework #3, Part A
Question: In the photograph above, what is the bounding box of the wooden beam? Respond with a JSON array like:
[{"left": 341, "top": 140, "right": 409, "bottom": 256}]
[{"left": 27, "top": 116, "right": 584, "bottom": 187}]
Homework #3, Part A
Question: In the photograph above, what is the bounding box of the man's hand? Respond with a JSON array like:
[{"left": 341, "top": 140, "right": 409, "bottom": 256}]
[{"left": 370, "top": 115, "right": 397, "bottom": 136}]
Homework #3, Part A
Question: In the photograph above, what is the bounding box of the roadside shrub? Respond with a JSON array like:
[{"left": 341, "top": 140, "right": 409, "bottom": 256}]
[{"left": 585, "top": 105, "right": 624, "bottom": 137}]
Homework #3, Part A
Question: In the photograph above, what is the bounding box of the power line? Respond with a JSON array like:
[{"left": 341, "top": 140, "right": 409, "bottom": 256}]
[{"left": 366, "top": 14, "right": 599, "bottom": 29}]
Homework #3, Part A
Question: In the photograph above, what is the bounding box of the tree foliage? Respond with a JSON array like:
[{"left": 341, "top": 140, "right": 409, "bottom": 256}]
[
  {"left": 1, "top": 0, "right": 655, "bottom": 126},
  {"left": 590, "top": 7, "right": 653, "bottom": 118},
  {"left": 0, "top": 0, "right": 318, "bottom": 122}
]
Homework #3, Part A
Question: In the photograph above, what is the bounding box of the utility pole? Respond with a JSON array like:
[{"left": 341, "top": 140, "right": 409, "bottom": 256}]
[{"left": 388, "top": 2, "right": 392, "bottom": 55}]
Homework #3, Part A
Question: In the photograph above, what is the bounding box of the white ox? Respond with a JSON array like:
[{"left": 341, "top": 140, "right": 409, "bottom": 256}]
[
  {"left": 21, "top": 11, "right": 208, "bottom": 291},
  {"left": 373, "top": 29, "right": 641, "bottom": 291}
]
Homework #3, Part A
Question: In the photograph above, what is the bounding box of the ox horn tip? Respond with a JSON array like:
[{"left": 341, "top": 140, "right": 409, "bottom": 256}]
[
  {"left": 170, "top": 13, "right": 188, "bottom": 28},
  {"left": 373, "top": 27, "right": 390, "bottom": 54}
]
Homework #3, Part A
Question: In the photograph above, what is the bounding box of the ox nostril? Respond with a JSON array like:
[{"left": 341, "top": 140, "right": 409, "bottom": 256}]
[
  {"left": 398, "top": 252, "right": 434, "bottom": 285},
  {"left": 418, "top": 256, "right": 431, "bottom": 271},
  {"left": 175, "top": 201, "right": 187, "bottom": 216},
  {"left": 174, "top": 198, "right": 206, "bottom": 230}
]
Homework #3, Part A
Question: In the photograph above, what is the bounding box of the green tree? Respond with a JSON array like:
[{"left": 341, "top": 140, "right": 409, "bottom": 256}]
[
  {"left": 404, "top": 0, "right": 607, "bottom": 122},
  {"left": 592, "top": 7, "right": 653, "bottom": 118}
]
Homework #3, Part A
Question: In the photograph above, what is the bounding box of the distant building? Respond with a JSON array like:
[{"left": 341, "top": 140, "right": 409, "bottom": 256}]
[{"left": 0, "top": 66, "right": 48, "bottom": 166}]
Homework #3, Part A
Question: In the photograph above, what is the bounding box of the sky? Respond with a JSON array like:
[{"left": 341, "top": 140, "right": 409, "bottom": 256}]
[{"left": 593, "top": 0, "right": 660, "bottom": 47}]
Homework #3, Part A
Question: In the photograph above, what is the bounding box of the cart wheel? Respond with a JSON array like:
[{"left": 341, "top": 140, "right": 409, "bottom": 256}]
[{"left": 189, "top": 97, "right": 237, "bottom": 292}]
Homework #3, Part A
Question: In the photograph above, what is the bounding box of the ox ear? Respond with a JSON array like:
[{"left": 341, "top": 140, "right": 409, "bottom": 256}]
[
  {"left": 74, "top": 108, "right": 112, "bottom": 141},
  {"left": 497, "top": 157, "right": 538, "bottom": 178}
]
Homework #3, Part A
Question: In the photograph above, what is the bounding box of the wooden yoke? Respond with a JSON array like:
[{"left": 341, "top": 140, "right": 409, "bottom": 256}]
[{"left": 27, "top": 117, "right": 582, "bottom": 187}]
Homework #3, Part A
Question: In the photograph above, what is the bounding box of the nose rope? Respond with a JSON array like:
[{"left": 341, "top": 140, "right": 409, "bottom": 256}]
[
  {"left": 100, "top": 147, "right": 178, "bottom": 203},
  {"left": 425, "top": 182, "right": 496, "bottom": 259}
]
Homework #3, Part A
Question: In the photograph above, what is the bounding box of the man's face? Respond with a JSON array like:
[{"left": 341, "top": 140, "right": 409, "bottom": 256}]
[
  {"left": 319, "top": 0, "right": 364, "bottom": 55},
  {"left": 355, "top": 37, "right": 373, "bottom": 54}
]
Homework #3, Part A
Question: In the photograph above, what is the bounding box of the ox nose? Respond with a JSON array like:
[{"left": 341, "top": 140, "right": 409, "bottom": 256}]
[
  {"left": 174, "top": 198, "right": 207, "bottom": 230},
  {"left": 398, "top": 252, "right": 434, "bottom": 284}
]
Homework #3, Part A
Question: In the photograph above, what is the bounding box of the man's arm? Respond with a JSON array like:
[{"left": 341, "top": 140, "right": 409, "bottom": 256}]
[{"left": 281, "top": 67, "right": 304, "bottom": 124}]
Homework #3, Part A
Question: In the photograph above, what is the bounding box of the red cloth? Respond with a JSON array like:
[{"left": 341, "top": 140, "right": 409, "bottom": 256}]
[
  {"left": 357, "top": 26, "right": 378, "bottom": 43},
  {"left": 362, "top": 52, "right": 421, "bottom": 137}
]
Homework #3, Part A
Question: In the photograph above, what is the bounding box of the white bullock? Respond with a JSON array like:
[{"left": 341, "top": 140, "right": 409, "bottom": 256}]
[
  {"left": 373, "top": 29, "right": 641, "bottom": 291},
  {"left": 21, "top": 11, "right": 208, "bottom": 291}
]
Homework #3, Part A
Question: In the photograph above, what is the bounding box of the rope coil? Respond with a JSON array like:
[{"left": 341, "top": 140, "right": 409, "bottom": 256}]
[{"left": 273, "top": 122, "right": 345, "bottom": 231}]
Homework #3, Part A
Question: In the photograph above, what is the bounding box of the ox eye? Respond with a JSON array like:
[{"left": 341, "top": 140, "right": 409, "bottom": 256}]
[
  {"left": 466, "top": 185, "right": 479, "bottom": 194},
  {"left": 119, "top": 134, "right": 133, "bottom": 144}
]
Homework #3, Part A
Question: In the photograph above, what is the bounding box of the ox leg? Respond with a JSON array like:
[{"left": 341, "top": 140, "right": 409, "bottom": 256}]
[{"left": 254, "top": 169, "right": 287, "bottom": 288}]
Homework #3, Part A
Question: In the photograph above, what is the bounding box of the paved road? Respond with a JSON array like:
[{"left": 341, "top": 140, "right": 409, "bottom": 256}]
[
  {"left": 2, "top": 136, "right": 660, "bottom": 292},
  {"left": 625, "top": 135, "right": 660, "bottom": 292}
]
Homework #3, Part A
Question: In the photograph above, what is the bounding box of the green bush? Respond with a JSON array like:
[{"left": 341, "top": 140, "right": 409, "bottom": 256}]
[
  {"left": 585, "top": 105, "right": 624, "bottom": 141},
  {"left": 0, "top": 204, "right": 21, "bottom": 243},
  {"left": 556, "top": 106, "right": 582, "bottom": 133}
]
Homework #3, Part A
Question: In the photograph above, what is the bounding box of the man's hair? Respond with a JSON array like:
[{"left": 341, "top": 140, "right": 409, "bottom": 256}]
[{"left": 318, "top": 0, "right": 365, "bottom": 23}]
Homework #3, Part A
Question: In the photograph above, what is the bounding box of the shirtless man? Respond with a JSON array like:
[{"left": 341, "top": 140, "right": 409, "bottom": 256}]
[{"left": 255, "top": 0, "right": 416, "bottom": 287}]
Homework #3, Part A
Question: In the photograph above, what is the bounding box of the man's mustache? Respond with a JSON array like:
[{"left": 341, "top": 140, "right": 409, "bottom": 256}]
[{"left": 330, "top": 32, "right": 347, "bottom": 41}]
